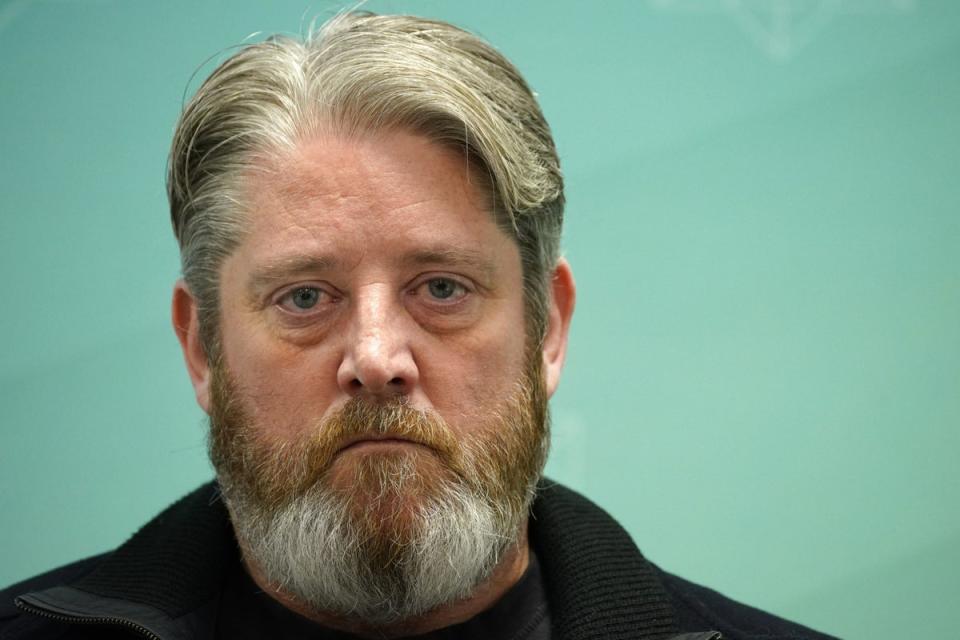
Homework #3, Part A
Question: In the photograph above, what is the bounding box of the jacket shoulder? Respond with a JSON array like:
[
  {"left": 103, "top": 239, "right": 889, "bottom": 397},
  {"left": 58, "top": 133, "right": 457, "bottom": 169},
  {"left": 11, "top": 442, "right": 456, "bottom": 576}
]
[
  {"left": 1, "top": 556, "right": 107, "bottom": 616},
  {"left": 657, "top": 569, "right": 840, "bottom": 640},
  {"left": 0, "top": 555, "right": 110, "bottom": 639}
]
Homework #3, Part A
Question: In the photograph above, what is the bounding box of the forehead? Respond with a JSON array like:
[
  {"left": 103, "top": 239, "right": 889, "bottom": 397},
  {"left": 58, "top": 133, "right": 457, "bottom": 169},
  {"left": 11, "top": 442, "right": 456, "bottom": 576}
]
[{"left": 235, "top": 129, "right": 517, "bottom": 272}]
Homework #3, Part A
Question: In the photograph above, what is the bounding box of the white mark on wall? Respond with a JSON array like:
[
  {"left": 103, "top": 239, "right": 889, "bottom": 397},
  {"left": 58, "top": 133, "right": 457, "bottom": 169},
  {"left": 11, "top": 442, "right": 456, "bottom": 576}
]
[{"left": 647, "top": 0, "right": 916, "bottom": 60}]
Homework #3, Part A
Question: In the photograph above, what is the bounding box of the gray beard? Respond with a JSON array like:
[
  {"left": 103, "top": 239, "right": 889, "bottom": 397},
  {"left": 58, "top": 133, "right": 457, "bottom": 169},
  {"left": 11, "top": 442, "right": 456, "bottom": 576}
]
[{"left": 221, "top": 454, "right": 532, "bottom": 625}]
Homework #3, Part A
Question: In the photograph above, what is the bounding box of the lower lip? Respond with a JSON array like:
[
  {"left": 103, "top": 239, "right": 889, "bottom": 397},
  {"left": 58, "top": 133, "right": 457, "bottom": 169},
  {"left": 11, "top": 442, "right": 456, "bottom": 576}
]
[{"left": 339, "top": 439, "right": 426, "bottom": 454}]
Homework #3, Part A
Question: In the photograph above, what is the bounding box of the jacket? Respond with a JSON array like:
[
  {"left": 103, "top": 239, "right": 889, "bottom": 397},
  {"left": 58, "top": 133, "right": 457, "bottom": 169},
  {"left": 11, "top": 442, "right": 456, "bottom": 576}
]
[{"left": 0, "top": 481, "right": 838, "bottom": 640}]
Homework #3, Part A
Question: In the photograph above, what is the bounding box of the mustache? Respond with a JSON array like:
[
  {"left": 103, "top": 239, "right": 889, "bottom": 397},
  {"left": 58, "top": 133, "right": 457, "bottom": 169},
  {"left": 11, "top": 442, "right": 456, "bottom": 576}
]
[{"left": 304, "top": 397, "right": 464, "bottom": 477}]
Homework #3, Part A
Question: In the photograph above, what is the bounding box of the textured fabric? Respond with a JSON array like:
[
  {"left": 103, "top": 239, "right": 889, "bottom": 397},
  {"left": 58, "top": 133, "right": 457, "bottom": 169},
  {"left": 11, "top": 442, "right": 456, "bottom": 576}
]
[
  {"left": 530, "top": 481, "right": 677, "bottom": 640},
  {"left": 1, "top": 479, "right": 839, "bottom": 640},
  {"left": 72, "top": 486, "right": 234, "bottom": 618}
]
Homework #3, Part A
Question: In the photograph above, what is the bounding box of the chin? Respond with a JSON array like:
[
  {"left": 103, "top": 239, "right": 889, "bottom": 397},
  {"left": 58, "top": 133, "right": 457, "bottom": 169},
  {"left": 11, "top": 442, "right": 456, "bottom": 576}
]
[{"left": 326, "top": 449, "right": 451, "bottom": 528}]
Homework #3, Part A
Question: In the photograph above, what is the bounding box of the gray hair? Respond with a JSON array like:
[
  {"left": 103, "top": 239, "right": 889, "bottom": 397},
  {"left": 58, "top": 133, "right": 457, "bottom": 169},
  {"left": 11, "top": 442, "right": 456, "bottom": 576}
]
[{"left": 168, "top": 12, "right": 564, "bottom": 355}]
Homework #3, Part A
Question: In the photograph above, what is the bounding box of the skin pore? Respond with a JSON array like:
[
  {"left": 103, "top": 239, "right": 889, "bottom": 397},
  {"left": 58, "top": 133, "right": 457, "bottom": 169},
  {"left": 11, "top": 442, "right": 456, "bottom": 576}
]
[{"left": 172, "top": 128, "right": 575, "bottom": 637}]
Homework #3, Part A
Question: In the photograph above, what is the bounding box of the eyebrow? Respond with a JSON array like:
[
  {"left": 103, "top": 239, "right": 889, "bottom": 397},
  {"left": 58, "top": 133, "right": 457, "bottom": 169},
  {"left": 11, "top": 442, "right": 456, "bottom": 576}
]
[
  {"left": 248, "top": 255, "right": 339, "bottom": 294},
  {"left": 399, "top": 247, "right": 498, "bottom": 280}
]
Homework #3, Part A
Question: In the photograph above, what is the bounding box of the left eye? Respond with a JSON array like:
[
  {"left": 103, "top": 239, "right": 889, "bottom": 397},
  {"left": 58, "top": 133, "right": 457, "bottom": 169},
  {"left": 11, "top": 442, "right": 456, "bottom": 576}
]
[{"left": 422, "top": 277, "right": 467, "bottom": 301}]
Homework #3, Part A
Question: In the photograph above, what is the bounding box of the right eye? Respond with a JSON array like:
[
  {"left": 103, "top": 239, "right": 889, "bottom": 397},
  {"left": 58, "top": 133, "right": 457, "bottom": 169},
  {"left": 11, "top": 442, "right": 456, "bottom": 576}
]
[{"left": 276, "top": 286, "right": 332, "bottom": 313}]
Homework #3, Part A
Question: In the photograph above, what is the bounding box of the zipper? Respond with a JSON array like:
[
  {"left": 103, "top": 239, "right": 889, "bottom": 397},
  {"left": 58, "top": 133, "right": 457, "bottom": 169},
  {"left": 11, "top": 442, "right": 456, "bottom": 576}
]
[{"left": 14, "top": 596, "right": 163, "bottom": 640}]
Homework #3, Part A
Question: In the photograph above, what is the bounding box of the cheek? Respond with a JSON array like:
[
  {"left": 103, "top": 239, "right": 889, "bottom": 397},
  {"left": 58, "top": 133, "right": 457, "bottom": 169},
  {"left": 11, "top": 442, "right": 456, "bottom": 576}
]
[
  {"left": 425, "top": 318, "right": 528, "bottom": 425},
  {"left": 219, "top": 313, "right": 341, "bottom": 440}
]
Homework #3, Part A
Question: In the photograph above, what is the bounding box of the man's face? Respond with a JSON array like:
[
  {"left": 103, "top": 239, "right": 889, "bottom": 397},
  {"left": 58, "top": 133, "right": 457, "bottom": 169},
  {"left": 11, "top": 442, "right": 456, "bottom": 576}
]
[
  {"left": 173, "top": 128, "right": 574, "bottom": 621},
  {"left": 215, "top": 129, "right": 533, "bottom": 492}
]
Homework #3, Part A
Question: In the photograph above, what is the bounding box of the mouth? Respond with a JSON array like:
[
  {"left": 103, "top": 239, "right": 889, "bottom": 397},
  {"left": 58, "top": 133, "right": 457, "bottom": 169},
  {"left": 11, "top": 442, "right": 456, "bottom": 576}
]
[{"left": 336, "top": 434, "right": 431, "bottom": 455}]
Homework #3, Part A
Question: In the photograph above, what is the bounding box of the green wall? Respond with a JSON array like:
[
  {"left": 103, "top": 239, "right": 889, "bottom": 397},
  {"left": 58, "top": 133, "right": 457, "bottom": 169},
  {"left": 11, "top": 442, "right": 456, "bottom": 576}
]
[{"left": 2, "top": 2, "right": 957, "bottom": 637}]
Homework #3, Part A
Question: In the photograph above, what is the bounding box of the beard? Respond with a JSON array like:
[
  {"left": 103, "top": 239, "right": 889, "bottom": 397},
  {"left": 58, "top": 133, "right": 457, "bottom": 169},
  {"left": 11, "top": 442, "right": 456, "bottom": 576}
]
[{"left": 207, "top": 354, "right": 549, "bottom": 626}]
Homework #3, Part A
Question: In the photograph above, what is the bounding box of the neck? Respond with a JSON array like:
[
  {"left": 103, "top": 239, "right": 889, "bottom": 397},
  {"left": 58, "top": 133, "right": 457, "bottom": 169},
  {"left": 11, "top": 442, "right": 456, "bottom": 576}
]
[{"left": 243, "top": 525, "right": 531, "bottom": 638}]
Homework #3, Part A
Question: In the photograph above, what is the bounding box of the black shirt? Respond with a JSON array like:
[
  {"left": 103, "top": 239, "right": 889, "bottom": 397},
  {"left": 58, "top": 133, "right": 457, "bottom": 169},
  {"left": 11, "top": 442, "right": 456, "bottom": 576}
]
[{"left": 215, "top": 552, "right": 551, "bottom": 640}]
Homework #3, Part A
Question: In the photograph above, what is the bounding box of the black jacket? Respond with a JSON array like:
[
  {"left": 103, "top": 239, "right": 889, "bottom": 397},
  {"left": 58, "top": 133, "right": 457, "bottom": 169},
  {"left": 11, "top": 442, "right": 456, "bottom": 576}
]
[{"left": 0, "top": 481, "right": 838, "bottom": 640}]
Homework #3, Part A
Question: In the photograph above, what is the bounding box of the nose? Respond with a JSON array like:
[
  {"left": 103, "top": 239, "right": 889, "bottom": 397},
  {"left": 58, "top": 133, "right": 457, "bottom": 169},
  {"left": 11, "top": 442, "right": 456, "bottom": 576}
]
[{"left": 336, "top": 284, "right": 419, "bottom": 399}]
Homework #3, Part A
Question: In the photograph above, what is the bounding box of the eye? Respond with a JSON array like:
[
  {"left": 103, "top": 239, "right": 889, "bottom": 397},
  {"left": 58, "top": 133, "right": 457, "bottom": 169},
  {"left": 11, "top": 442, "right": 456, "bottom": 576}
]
[
  {"left": 290, "top": 287, "right": 320, "bottom": 309},
  {"left": 276, "top": 286, "right": 332, "bottom": 313},
  {"left": 419, "top": 277, "right": 469, "bottom": 303},
  {"left": 426, "top": 278, "right": 463, "bottom": 300},
  {"left": 407, "top": 275, "right": 479, "bottom": 328}
]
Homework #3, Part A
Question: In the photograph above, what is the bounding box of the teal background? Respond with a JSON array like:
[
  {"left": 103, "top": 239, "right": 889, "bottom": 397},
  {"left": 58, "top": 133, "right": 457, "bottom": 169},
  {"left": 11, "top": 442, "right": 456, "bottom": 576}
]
[{"left": 1, "top": 1, "right": 957, "bottom": 637}]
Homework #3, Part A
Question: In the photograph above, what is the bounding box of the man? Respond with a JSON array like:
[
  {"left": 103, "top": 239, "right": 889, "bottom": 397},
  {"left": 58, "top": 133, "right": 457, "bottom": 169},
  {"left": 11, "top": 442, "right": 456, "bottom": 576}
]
[{"left": 1, "top": 12, "right": 836, "bottom": 640}]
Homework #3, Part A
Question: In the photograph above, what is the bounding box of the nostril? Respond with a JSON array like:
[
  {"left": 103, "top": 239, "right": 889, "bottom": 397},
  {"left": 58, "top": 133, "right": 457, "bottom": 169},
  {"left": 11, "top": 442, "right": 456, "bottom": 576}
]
[
  {"left": 350, "top": 379, "right": 363, "bottom": 389},
  {"left": 388, "top": 377, "right": 404, "bottom": 387}
]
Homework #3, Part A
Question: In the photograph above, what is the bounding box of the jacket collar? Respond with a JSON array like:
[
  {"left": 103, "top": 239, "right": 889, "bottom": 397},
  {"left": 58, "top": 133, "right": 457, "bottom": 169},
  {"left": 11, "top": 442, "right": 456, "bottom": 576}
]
[
  {"left": 18, "top": 480, "right": 681, "bottom": 640},
  {"left": 530, "top": 481, "right": 679, "bottom": 639}
]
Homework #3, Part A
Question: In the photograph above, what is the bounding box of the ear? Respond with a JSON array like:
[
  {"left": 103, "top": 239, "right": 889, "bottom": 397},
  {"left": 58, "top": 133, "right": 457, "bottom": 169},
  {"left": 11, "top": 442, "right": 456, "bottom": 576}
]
[
  {"left": 542, "top": 258, "right": 576, "bottom": 398},
  {"left": 172, "top": 280, "right": 212, "bottom": 413}
]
